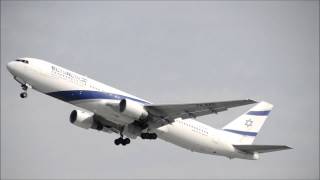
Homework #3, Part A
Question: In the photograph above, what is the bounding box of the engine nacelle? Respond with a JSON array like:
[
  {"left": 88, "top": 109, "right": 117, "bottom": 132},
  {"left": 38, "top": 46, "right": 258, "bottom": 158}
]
[
  {"left": 119, "top": 99, "right": 148, "bottom": 120},
  {"left": 69, "top": 110, "right": 94, "bottom": 129}
]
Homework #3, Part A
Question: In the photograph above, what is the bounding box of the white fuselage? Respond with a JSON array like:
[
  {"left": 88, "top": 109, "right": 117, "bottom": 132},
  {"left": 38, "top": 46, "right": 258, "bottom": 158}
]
[{"left": 7, "top": 58, "right": 257, "bottom": 160}]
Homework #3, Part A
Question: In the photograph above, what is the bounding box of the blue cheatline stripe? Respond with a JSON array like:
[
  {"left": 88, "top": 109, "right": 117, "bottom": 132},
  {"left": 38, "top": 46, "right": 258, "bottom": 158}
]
[
  {"left": 247, "top": 110, "right": 271, "bottom": 116},
  {"left": 46, "top": 90, "right": 151, "bottom": 104},
  {"left": 223, "top": 129, "right": 258, "bottom": 136}
]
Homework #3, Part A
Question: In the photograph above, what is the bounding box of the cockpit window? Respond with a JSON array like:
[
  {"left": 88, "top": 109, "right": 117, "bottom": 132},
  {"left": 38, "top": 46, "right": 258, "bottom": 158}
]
[{"left": 16, "top": 59, "right": 29, "bottom": 64}]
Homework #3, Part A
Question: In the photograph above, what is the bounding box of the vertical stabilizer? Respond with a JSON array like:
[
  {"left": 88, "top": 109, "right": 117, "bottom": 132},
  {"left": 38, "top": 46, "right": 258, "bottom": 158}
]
[{"left": 222, "top": 101, "right": 273, "bottom": 144}]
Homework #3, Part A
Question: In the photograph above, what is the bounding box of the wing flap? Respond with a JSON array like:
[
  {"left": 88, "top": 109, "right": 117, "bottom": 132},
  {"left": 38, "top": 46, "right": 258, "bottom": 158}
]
[{"left": 234, "top": 145, "right": 292, "bottom": 153}]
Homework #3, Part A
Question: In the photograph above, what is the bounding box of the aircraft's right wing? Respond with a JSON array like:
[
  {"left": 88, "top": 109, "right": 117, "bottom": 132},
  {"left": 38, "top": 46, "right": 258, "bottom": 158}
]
[{"left": 233, "top": 145, "right": 292, "bottom": 153}]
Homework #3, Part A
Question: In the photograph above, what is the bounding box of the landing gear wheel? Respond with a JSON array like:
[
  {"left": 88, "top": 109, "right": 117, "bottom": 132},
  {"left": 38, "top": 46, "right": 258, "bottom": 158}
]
[
  {"left": 21, "top": 84, "right": 28, "bottom": 91},
  {"left": 123, "top": 138, "right": 130, "bottom": 145},
  {"left": 20, "top": 92, "right": 27, "bottom": 98},
  {"left": 141, "top": 133, "right": 157, "bottom": 139},
  {"left": 20, "top": 84, "right": 28, "bottom": 98},
  {"left": 141, "top": 133, "right": 147, "bottom": 139},
  {"left": 114, "top": 138, "right": 121, "bottom": 146},
  {"left": 151, "top": 133, "right": 157, "bottom": 139},
  {"left": 114, "top": 137, "right": 130, "bottom": 146}
]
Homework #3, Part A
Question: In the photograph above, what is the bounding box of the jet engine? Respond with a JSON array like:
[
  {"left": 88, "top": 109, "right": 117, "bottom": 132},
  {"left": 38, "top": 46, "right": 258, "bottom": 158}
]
[
  {"left": 119, "top": 99, "right": 148, "bottom": 120},
  {"left": 69, "top": 110, "right": 96, "bottom": 129}
]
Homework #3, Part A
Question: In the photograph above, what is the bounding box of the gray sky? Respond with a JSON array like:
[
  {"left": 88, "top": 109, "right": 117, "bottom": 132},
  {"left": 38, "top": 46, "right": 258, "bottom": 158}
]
[{"left": 1, "top": 1, "right": 319, "bottom": 179}]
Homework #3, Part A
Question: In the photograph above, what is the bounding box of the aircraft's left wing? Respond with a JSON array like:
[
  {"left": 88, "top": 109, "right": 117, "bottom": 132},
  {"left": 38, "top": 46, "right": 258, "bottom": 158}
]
[{"left": 144, "top": 99, "right": 256, "bottom": 128}]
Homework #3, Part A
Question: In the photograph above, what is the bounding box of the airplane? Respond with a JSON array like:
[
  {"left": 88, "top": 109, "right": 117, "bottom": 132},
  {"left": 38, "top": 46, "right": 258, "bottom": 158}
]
[{"left": 7, "top": 57, "right": 291, "bottom": 160}]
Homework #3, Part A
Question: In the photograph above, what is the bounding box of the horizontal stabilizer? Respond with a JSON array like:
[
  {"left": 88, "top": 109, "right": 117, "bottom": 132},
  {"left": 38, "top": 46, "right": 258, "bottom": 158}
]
[{"left": 234, "top": 145, "right": 292, "bottom": 153}]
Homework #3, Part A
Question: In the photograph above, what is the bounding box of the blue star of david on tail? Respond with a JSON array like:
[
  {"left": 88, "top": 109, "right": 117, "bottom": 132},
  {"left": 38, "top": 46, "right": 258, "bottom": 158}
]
[{"left": 245, "top": 119, "right": 253, "bottom": 127}]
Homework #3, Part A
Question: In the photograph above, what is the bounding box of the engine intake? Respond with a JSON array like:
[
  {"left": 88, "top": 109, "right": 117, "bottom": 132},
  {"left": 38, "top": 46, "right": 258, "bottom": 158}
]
[
  {"left": 69, "top": 110, "right": 95, "bottom": 129},
  {"left": 119, "top": 99, "right": 148, "bottom": 120}
]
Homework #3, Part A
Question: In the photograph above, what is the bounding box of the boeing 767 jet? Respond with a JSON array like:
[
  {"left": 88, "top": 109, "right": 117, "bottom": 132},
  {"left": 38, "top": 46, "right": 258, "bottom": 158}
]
[{"left": 7, "top": 57, "right": 291, "bottom": 160}]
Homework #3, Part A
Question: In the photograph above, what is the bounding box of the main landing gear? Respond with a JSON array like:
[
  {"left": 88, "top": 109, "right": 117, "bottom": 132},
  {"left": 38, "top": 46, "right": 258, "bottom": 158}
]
[
  {"left": 114, "top": 137, "right": 130, "bottom": 146},
  {"left": 20, "top": 84, "right": 28, "bottom": 98},
  {"left": 114, "top": 132, "right": 131, "bottom": 146},
  {"left": 141, "top": 133, "right": 157, "bottom": 140}
]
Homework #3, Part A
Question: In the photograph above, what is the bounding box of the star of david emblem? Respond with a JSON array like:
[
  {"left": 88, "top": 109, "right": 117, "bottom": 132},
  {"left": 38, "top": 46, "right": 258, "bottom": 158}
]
[{"left": 244, "top": 119, "right": 253, "bottom": 127}]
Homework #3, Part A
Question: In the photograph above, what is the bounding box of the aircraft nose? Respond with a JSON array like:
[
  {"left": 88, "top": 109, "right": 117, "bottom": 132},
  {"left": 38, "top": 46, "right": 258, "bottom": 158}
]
[{"left": 7, "top": 61, "right": 18, "bottom": 75}]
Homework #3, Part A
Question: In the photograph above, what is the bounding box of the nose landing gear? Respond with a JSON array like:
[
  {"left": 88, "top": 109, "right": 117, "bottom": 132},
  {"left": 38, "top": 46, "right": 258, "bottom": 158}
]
[
  {"left": 20, "top": 92, "right": 27, "bottom": 98},
  {"left": 20, "top": 84, "right": 28, "bottom": 98}
]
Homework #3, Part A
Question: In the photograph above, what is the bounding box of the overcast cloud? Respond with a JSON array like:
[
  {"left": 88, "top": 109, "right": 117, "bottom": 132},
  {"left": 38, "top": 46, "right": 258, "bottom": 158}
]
[{"left": 1, "top": 1, "right": 319, "bottom": 179}]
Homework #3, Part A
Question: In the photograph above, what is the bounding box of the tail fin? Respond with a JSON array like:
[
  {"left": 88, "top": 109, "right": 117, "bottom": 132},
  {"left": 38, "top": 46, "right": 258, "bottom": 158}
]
[{"left": 222, "top": 101, "right": 273, "bottom": 145}]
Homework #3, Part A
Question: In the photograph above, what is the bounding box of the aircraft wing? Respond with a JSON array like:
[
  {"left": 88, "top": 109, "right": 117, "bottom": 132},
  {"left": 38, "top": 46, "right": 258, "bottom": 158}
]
[
  {"left": 144, "top": 99, "right": 256, "bottom": 128},
  {"left": 233, "top": 145, "right": 292, "bottom": 153}
]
